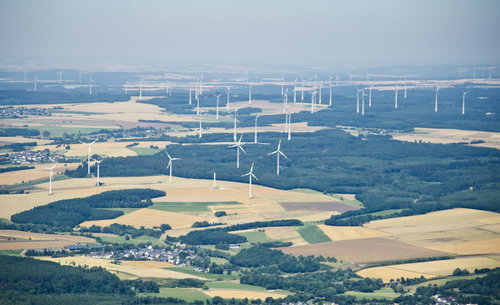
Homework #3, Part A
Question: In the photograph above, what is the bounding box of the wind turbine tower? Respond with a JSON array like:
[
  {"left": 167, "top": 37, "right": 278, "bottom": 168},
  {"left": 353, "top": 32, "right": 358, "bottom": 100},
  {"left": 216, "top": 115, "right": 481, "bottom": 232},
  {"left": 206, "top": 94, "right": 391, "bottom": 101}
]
[
  {"left": 288, "top": 112, "right": 292, "bottom": 140},
  {"left": 254, "top": 115, "right": 259, "bottom": 143},
  {"left": 34, "top": 76, "right": 38, "bottom": 92},
  {"left": 267, "top": 139, "right": 288, "bottom": 176},
  {"left": 249, "top": 83, "right": 252, "bottom": 104},
  {"left": 293, "top": 79, "right": 297, "bottom": 103},
  {"left": 362, "top": 90, "right": 366, "bottom": 115},
  {"left": 80, "top": 140, "right": 96, "bottom": 174},
  {"left": 394, "top": 85, "right": 398, "bottom": 109},
  {"left": 189, "top": 82, "right": 192, "bottom": 105},
  {"left": 165, "top": 150, "right": 181, "bottom": 183},
  {"left": 356, "top": 89, "right": 361, "bottom": 113},
  {"left": 94, "top": 159, "right": 102, "bottom": 186},
  {"left": 45, "top": 165, "right": 56, "bottom": 195},
  {"left": 228, "top": 135, "right": 246, "bottom": 168},
  {"left": 226, "top": 87, "right": 230, "bottom": 110},
  {"left": 404, "top": 79, "right": 407, "bottom": 99},
  {"left": 89, "top": 75, "right": 94, "bottom": 95},
  {"left": 213, "top": 172, "right": 217, "bottom": 189},
  {"left": 241, "top": 162, "right": 258, "bottom": 199},
  {"left": 215, "top": 92, "right": 222, "bottom": 120},
  {"left": 233, "top": 108, "right": 238, "bottom": 141},
  {"left": 435, "top": 87, "right": 439, "bottom": 112},
  {"left": 329, "top": 77, "right": 333, "bottom": 106},
  {"left": 59, "top": 72, "right": 62, "bottom": 84},
  {"left": 462, "top": 91, "right": 468, "bottom": 115},
  {"left": 198, "top": 114, "right": 203, "bottom": 138},
  {"left": 369, "top": 86, "right": 373, "bottom": 107}
]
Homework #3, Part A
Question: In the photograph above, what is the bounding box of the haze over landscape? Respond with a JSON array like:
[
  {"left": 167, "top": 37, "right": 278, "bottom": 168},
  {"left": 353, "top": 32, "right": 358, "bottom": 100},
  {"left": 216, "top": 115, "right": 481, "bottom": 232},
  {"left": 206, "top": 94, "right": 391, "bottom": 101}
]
[{"left": 0, "top": 1, "right": 499, "bottom": 305}]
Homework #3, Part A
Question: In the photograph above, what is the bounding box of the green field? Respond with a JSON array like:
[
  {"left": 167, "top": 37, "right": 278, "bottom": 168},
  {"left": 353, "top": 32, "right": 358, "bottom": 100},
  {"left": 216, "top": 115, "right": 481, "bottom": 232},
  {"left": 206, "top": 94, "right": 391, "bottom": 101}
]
[
  {"left": 205, "top": 281, "right": 266, "bottom": 291},
  {"left": 0, "top": 250, "right": 23, "bottom": 256},
  {"left": 140, "top": 288, "right": 209, "bottom": 301},
  {"left": 128, "top": 147, "right": 161, "bottom": 156},
  {"left": 236, "top": 230, "right": 271, "bottom": 244},
  {"left": 16, "top": 174, "right": 72, "bottom": 186},
  {"left": 408, "top": 274, "right": 487, "bottom": 291},
  {"left": 150, "top": 201, "right": 242, "bottom": 213},
  {"left": 343, "top": 288, "right": 399, "bottom": 300},
  {"left": 296, "top": 225, "right": 331, "bottom": 244},
  {"left": 165, "top": 266, "right": 239, "bottom": 281}
]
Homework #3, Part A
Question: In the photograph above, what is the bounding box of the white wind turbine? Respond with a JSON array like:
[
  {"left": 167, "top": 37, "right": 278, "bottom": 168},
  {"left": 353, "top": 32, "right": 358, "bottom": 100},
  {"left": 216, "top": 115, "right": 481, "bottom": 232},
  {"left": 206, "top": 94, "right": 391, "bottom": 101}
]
[
  {"left": 89, "top": 75, "right": 94, "bottom": 95},
  {"left": 34, "top": 76, "right": 38, "bottom": 92},
  {"left": 213, "top": 172, "right": 217, "bottom": 189},
  {"left": 248, "top": 83, "right": 252, "bottom": 105},
  {"left": 356, "top": 89, "right": 361, "bottom": 113},
  {"left": 267, "top": 139, "right": 288, "bottom": 176},
  {"left": 394, "top": 85, "right": 398, "bottom": 109},
  {"left": 233, "top": 108, "right": 238, "bottom": 141},
  {"left": 125, "top": 81, "right": 129, "bottom": 94},
  {"left": 139, "top": 79, "right": 142, "bottom": 100},
  {"left": 293, "top": 79, "right": 297, "bottom": 103},
  {"left": 281, "top": 77, "right": 284, "bottom": 96},
  {"left": 368, "top": 85, "right": 373, "bottom": 107},
  {"left": 301, "top": 79, "right": 305, "bottom": 101},
  {"left": 226, "top": 87, "right": 230, "bottom": 110},
  {"left": 94, "top": 159, "right": 102, "bottom": 186},
  {"left": 198, "top": 113, "right": 203, "bottom": 138},
  {"left": 435, "top": 87, "right": 440, "bottom": 112},
  {"left": 362, "top": 89, "right": 366, "bottom": 115},
  {"left": 318, "top": 83, "right": 322, "bottom": 105},
  {"left": 329, "top": 76, "right": 333, "bottom": 106},
  {"left": 165, "top": 150, "right": 181, "bottom": 183},
  {"left": 462, "top": 91, "right": 468, "bottom": 115},
  {"left": 45, "top": 165, "right": 56, "bottom": 195},
  {"left": 287, "top": 111, "right": 292, "bottom": 140},
  {"left": 80, "top": 139, "right": 97, "bottom": 175},
  {"left": 254, "top": 115, "right": 259, "bottom": 143},
  {"left": 228, "top": 135, "right": 246, "bottom": 168},
  {"left": 215, "top": 92, "right": 222, "bottom": 120},
  {"left": 284, "top": 88, "right": 289, "bottom": 110},
  {"left": 189, "top": 82, "right": 192, "bottom": 105},
  {"left": 196, "top": 94, "right": 200, "bottom": 116},
  {"left": 241, "top": 162, "right": 258, "bottom": 199}
]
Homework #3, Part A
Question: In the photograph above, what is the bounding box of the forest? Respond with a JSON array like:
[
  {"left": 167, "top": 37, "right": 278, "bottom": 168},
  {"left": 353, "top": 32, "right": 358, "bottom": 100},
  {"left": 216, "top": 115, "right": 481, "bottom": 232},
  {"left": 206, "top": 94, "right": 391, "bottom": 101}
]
[
  {"left": 11, "top": 189, "right": 165, "bottom": 230},
  {"left": 67, "top": 129, "right": 500, "bottom": 219}
]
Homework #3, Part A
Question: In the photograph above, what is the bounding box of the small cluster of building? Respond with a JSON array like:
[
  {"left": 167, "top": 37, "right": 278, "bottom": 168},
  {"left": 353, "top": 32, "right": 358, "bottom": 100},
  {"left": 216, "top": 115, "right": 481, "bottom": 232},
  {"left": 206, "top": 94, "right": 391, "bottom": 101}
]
[
  {"left": 88, "top": 245, "right": 206, "bottom": 267},
  {"left": 8, "top": 149, "right": 67, "bottom": 164},
  {"left": 0, "top": 106, "right": 50, "bottom": 117}
]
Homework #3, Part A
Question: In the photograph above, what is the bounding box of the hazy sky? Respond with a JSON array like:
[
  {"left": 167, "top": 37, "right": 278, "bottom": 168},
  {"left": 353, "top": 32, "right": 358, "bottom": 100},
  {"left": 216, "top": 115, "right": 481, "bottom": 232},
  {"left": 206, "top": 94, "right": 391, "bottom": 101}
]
[{"left": 1, "top": 0, "right": 499, "bottom": 67}]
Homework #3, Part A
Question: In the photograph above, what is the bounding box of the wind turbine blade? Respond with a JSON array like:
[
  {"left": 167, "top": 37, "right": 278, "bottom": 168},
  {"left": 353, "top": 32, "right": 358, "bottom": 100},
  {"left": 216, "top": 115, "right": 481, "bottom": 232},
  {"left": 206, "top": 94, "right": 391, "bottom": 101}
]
[
  {"left": 241, "top": 172, "right": 251, "bottom": 177},
  {"left": 165, "top": 150, "right": 172, "bottom": 160},
  {"left": 91, "top": 140, "right": 97, "bottom": 145},
  {"left": 267, "top": 150, "right": 278, "bottom": 156},
  {"left": 251, "top": 173, "right": 259, "bottom": 182},
  {"left": 279, "top": 151, "right": 288, "bottom": 160},
  {"left": 238, "top": 135, "right": 243, "bottom": 145},
  {"left": 166, "top": 160, "right": 171, "bottom": 169},
  {"left": 250, "top": 162, "right": 254, "bottom": 173},
  {"left": 239, "top": 145, "right": 247, "bottom": 155}
]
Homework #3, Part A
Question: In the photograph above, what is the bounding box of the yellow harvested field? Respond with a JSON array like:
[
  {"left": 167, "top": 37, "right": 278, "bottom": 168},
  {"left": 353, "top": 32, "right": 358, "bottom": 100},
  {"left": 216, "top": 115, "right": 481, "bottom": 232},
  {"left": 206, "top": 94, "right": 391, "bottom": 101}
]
[
  {"left": 264, "top": 227, "right": 308, "bottom": 246},
  {"left": 482, "top": 224, "right": 500, "bottom": 233},
  {"left": 365, "top": 208, "right": 500, "bottom": 235},
  {"left": 392, "top": 128, "right": 500, "bottom": 150},
  {"left": 358, "top": 256, "right": 500, "bottom": 282},
  {"left": 38, "top": 256, "right": 207, "bottom": 280},
  {"left": 317, "top": 225, "right": 390, "bottom": 241},
  {"left": 203, "top": 289, "right": 288, "bottom": 300},
  {"left": 0, "top": 230, "right": 95, "bottom": 250},
  {"left": 0, "top": 162, "right": 79, "bottom": 185},
  {"left": 426, "top": 237, "right": 500, "bottom": 255},
  {"left": 80, "top": 208, "right": 212, "bottom": 229},
  {"left": 0, "top": 137, "right": 52, "bottom": 145},
  {"left": 357, "top": 267, "right": 435, "bottom": 282}
]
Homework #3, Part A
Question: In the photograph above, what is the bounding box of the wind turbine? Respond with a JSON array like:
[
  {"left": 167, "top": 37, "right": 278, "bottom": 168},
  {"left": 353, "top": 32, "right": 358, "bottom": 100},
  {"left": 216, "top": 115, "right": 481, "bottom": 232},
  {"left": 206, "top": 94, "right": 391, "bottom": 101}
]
[
  {"left": 287, "top": 112, "right": 292, "bottom": 140},
  {"left": 80, "top": 139, "right": 96, "bottom": 175},
  {"left": 318, "top": 84, "right": 322, "bottom": 105},
  {"left": 233, "top": 108, "right": 238, "bottom": 141},
  {"left": 362, "top": 90, "right": 366, "bottom": 115},
  {"left": 301, "top": 79, "right": 305, "bottom": 101},
  {"left": 329, "top": 76, "right": 333, "bottom": 106},
  {"left": 45, "top": 165, "right": 56, "bottom": 195},
  {"left": 215, "top": 92, "right": 222, "bottom": 120},
  {"left": 356, "top": 89, "right": 361, "bottom": 113},
  {"left": 228, "top": 135, "right": 246, "bottom": 168},
  {"left": 254, "top": 115, "right": 259, "bottom": 143},
  {"left": 241, "top": 162, "right": 258, "bottom": 199},
  {"left": 34, "top": 76, "right": 38, "bottom": 92},
  {"left": 139, "top": 79, "right": 142, "bottom": 100},
  {"left": 125, "top": 81, "right": 129, "bottom": 94},
  {"left": 311, "top": 90, "right": 316, "bottom": 114},
  {"left": 196, "top": 94, "right": 200, "bottom": 116},
  {"left": 248, "top": 83, "right": 252, "bottom": 105},
  {"left": 368, "top": 85, "right": 373, "bottom": 107},
  {"left": 94, "top": 159, "right": 102, "bottom": 186},
  {"left": 462, "top": 91, "right": 468, "bottom": 115},
  {"left": 394, "top": 85, "right": 399, "bottom": 109},
  {"left": 267, "top": 139, "right": 288, "bottom": 176},
  {"left": 226, "top": 87, "right": 230, "bottom": 110},
  {"left": 58, "top": 72, "right": 62, "bottom": 84},
  {"left": 198, "top": 113, "right": 203, "bottom": 138},
  {"left": 89, "top": 75, "right": 94, "bottom": 95},
  {"left": 165, "top": 150, "right": 181, "bottom": 183},
  {"left": 189, "top": 82, "right": 192, "bottom": 105},
  {"left": 213, "top": 172, "right": 217, "bottom": 189},
  {"left": 284, "top": 88, "right": 289, "bottom": 110},
  {"left": 293, "top": 79, "right": 297, "bottom": 103},
  {"left": 281, "top": 77, "right": 284, "bottom": 96},
  {"left": 434, "top": 87, "right": 439, "bottom": 112}
]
